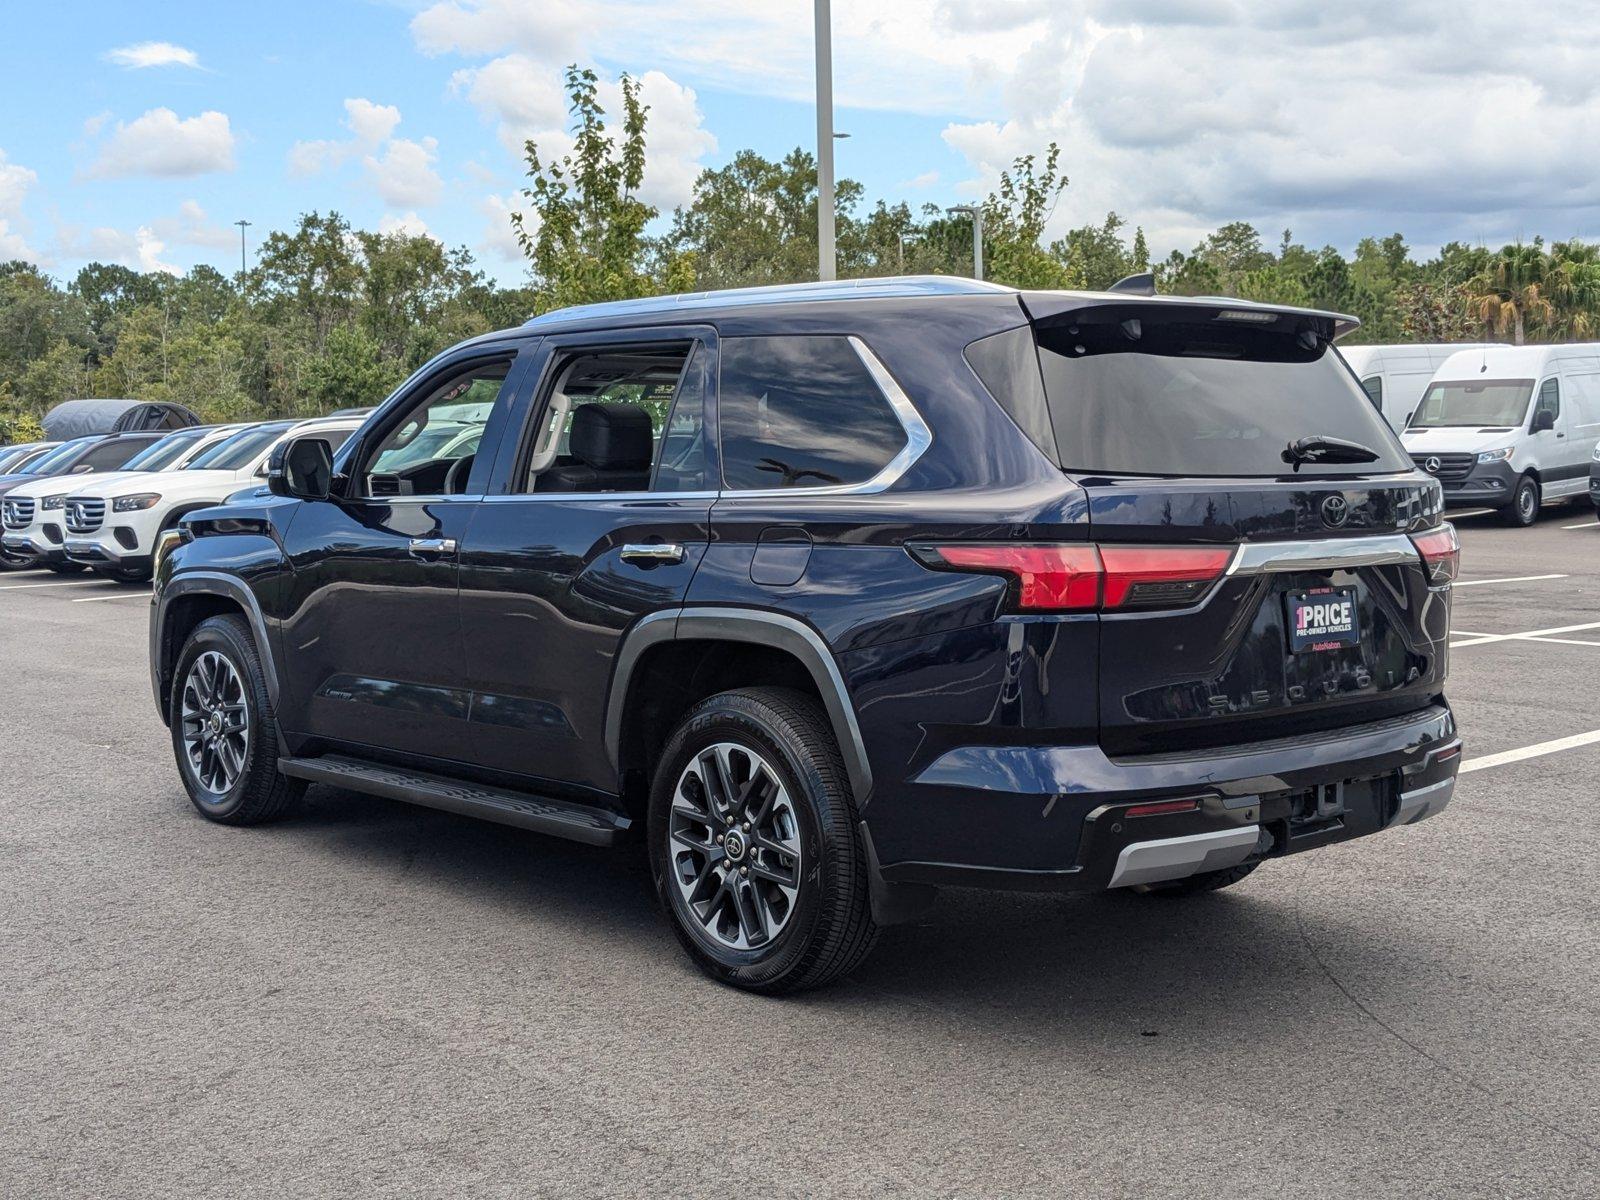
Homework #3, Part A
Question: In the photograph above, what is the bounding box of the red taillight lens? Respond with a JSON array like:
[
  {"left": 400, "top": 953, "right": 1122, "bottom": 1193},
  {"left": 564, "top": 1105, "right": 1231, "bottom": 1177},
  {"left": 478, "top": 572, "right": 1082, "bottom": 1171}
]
[
  {"left": 928, "top": 544, "right": 1103, "bottom": 610},
  {"left": 1123, "top": 798, "right": 1201, "bottom": 818},
  {"left": 1099, "top": 545, "right": 1235, "bottom": 609},
  {"left": 1410, "top": 523, "right": 1460, "bottom": 585},
  {"left": 918, "top": 543, "right": 1234, "bottom": 612}
]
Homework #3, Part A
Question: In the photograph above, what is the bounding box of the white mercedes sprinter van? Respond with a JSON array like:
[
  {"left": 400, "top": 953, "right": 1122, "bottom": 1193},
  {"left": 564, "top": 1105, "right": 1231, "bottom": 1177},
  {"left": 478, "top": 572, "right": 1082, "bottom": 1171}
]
[
  {"left": 1340, "top": 343, "right": 1503, "bottom": 432},
  {"left": 1402, "top": 344, "right": 1600, "bottom": 525}
]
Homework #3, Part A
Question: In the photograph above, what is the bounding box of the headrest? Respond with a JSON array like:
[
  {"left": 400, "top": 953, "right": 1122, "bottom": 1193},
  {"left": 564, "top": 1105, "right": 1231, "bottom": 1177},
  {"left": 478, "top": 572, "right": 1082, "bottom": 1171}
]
[{"left": 570, "top": 403, "right": 653, "bottom": 470}]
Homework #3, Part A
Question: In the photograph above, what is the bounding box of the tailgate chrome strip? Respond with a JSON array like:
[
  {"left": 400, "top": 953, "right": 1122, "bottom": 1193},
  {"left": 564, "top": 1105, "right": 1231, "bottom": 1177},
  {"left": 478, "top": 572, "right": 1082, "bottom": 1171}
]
[{"left": 1227, "top": 533, "right": 1419, "bottom": 575}]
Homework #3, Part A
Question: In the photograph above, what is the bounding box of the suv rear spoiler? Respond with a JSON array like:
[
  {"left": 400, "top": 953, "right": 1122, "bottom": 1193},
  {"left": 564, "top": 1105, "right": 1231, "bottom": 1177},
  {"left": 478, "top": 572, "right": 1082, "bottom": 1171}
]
[{"left": 1019, "top": 291, "right": 1362, "bottom": 342}]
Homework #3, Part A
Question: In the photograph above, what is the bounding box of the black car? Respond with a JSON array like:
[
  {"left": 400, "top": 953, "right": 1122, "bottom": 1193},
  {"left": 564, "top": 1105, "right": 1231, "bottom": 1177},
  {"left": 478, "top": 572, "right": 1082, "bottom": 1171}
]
[{"left": 149, "top": 278, "right": 1461, "bottom": 993}]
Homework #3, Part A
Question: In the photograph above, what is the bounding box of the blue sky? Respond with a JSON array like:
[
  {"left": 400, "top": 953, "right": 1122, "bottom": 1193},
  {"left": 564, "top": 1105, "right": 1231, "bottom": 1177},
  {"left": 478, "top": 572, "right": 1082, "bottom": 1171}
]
[{"left": 3, "top": 1, "right": 1599, "bottom": 285}]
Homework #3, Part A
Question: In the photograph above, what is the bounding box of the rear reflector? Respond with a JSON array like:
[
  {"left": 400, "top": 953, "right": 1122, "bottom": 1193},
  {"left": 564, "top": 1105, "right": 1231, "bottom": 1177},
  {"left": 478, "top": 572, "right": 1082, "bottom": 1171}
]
[
  {"left": 918, "top": 542, "right": 1232, "bottom": 612},
  {"left": 1410, "top": 523, "right": 1460, "bottom": 585},
  {"left": 1124, "top": 798, "right": 1201, "bottom": 818}
]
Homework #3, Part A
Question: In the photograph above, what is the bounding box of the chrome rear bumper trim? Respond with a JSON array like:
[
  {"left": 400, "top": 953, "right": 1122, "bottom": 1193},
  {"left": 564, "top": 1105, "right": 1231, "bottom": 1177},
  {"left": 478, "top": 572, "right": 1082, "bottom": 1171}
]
[
  {"left": 1108, "top": 825, "right": 1260, "bottom": 889},
  {"left": 1228, "top": 533, "right": 1420, "bottom": 575}
]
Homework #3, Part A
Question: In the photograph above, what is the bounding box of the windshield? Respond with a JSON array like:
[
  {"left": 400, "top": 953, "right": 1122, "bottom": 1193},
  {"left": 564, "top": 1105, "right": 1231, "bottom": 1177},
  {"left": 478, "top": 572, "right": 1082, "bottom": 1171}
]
[
  {"left": 21, "top": 437, "right": 96, "bottom": 475},
  {"left": 1020, "top": 309, "right": 1410, "bottom": 477},
  {"left": 1408, "top": 379, "right": 1533, "bottom": 429},
  {"left": 185, "top": 424, "right": 292, "bottom": 471},
  {"left": 0, "top": 445, "right": 37, "bottom": 471},
  {"left": 120, "top": 429, "right": 209, "bottom": 472}
]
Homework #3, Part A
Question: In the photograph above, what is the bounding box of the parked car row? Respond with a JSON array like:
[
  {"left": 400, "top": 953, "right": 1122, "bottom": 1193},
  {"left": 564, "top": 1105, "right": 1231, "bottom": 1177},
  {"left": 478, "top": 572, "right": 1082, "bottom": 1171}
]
[
  {"left": 0, "top": 414, "right": 364, "bottom": 582},
  {"left": 1340, "top": 341, "right": 1600, "bottom": 525}
]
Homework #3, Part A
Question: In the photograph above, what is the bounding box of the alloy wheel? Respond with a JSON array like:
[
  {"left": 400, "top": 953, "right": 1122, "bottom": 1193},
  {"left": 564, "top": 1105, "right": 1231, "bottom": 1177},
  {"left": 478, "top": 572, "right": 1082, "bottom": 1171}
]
[
  {"left": 179, "top": 650, "right": 251, "bottom": 797},
  {"left": 667, "top": 742, "right": 803, "bottom": 951}
]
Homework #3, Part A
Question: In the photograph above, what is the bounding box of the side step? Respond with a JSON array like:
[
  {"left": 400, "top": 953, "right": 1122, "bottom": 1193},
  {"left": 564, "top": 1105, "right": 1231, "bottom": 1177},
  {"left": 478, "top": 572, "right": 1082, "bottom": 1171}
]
[{"left": 277, "top": 754, "right": 630, "bottom": 847}]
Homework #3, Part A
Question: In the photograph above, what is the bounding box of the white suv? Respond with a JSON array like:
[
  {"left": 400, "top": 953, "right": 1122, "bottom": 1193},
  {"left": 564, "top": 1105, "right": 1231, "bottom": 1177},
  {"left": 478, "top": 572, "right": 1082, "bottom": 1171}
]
[
  {"left": 1, "top": 426, "right": 242, "bottom": 575},
  {"left": 62, "top": 415, "right": 363, "bottom": 581}
]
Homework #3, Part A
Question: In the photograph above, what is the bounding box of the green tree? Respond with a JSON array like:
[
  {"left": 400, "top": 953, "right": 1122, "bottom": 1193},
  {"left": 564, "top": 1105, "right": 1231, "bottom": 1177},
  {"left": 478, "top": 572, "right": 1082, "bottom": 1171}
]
[
  {"left": 514, "top": 66, "right": 658, "bottom": 310},
  {"left": 1466, "top": 242, "right": 1558, "bottom": 345}
]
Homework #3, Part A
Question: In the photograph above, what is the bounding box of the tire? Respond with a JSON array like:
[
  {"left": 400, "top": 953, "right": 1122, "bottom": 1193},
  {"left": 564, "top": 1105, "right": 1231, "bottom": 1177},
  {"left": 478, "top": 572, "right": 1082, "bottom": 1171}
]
[
  {"left": 45, "top": 561, "right": 87, "bottom": 574},
  {"left": 169, "top": 614, "right": 304, "bottom": 825},
  {"left": 648, "top": 687, "right": 878, "bottom": 994},
  {"left": 105, "top": 565, "right": 151, "bottom": 584},
  {"left": 1502, "top": 474, "right": 1541, "bottom": 526},
  {"left": 1134, "top": 859, "right": 1262, "bottom": 897}
]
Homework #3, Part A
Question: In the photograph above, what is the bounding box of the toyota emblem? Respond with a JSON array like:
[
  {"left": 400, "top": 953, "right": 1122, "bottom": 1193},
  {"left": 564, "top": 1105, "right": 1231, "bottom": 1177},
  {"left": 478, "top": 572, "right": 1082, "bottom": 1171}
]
[
  {"left": 1424, "top": 456, "right": 1441, "bottom": 473},
  {"left": 1321, "top": 494, "right": 1350, "bottom": 528}
]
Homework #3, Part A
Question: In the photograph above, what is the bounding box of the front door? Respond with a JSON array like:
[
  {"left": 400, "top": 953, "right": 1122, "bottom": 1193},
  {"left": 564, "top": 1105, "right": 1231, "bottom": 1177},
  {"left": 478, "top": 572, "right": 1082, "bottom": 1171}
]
[
  {"left": 278, "top": 345, "right": 533, "bottom": 763},
  {"left": 456, "top": 327, "right": 719, "bottom": 798}
]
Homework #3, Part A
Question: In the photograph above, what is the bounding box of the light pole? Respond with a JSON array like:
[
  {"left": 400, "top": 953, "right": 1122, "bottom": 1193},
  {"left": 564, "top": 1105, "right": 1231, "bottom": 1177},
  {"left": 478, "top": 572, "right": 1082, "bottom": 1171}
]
[
  {"left": 947, "top": 205, "right": 983, "bottom": 281},
  {"left": 814, "top": 0, "right": 835, "bottom": 282},
  {"left": 234, "top": 219, "right": 252, "bottom": 279},
  {"left": 898, "top": 232, "right": 917, "bottom": 273}
]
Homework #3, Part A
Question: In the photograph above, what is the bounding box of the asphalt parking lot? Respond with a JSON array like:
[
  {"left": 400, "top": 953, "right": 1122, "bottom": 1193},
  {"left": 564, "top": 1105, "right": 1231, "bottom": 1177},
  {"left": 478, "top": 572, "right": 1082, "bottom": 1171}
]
[{"left": 3, "top": 508, "right": 1598, "bottom": 1198}]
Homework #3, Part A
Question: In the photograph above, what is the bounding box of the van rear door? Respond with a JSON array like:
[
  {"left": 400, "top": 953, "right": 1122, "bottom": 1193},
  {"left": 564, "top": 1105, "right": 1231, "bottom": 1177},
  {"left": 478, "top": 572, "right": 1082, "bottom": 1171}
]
[{"left": 1019, "top": 296, "right": 1451, "bottom": 754}]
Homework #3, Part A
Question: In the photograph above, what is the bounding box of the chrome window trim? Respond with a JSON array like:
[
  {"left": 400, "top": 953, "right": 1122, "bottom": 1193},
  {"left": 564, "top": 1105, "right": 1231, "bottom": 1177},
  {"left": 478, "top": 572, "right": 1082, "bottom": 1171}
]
[
  {"left": 717, "top": 335, "right": 932, "bottom": 499},
  {"left": 1226, "top": 533, "right": 1420, "bottom": 576},
  {"left": 479, "top": 491, "right": 719, "bottom": 504}
]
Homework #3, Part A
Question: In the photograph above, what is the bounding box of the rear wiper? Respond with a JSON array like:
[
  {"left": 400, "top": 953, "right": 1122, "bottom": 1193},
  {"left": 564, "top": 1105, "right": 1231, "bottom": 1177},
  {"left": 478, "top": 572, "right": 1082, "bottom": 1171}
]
[{"left": 1282, "top": 435, "right": 1380, "bottom": 471}]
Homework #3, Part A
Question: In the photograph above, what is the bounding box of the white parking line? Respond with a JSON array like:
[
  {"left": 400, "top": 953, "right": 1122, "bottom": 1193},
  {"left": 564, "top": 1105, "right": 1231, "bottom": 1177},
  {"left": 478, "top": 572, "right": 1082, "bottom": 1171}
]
[
  {"left": 70, "top": 591, "right": 150, "bottom": 603},
  {"left": 1449, "top": 619, "right": 1600, "bottom": 647},
  {"left": 1447, "top": 508, "right": 1496, "bottom": 518},
  {"left": 0, "top": 579, "right": 102, "bottom": 591},
  {"left": 1452, "top": 574, "right": 1568, "bottom": 587},
  {"left": 1560, "top": 520, "right": 1598, "bottom": 530},
  {"left": 1461, "top": 728, "right": 1600, "bottom": 774}
]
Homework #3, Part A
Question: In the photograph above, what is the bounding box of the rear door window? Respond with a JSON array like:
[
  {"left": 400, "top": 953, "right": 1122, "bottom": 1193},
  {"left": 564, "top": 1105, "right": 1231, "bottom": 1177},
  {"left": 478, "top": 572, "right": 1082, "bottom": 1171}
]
[
  {"left": 1031, "top": 306, "right": 1409, "bottom": 477},
  {"left": 718, "top": 335, "right": 907, "bottom": 490}
]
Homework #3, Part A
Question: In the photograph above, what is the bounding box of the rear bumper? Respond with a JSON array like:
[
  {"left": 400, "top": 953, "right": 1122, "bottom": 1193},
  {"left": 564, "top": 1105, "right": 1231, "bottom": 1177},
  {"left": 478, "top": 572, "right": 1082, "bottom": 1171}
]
[{"left": 873, "top": 704, "right": 1460, "bottom": 895}]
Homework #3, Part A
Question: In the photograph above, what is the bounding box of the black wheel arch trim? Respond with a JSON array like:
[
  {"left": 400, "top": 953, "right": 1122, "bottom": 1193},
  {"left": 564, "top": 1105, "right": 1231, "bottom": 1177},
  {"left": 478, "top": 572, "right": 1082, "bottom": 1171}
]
[
  {"left": 605, "top": 606, "right": 875, "bottom": 808},
  {"left": 150, "top": 571, "right": 279, "bottom": 720}
]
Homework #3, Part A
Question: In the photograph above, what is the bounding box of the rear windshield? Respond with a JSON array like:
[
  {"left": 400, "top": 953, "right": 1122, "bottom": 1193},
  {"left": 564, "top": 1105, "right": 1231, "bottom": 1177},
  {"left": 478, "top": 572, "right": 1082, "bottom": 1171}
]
[
  {"left": 1409, "top": 379, "right": 1532, "bottom": 429},
  {"left": 996, "top": 306, "right": 1410, "bottom": 477},
  {"left": 185, "top": 424, "right": 293, "bottom": 471}
]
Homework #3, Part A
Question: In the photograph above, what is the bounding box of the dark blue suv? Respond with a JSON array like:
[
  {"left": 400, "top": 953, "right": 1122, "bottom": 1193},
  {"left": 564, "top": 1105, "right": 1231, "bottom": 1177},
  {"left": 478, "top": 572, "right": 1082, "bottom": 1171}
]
[{"left": 149, "top": 278, "right": 1462, "bottom": 993}]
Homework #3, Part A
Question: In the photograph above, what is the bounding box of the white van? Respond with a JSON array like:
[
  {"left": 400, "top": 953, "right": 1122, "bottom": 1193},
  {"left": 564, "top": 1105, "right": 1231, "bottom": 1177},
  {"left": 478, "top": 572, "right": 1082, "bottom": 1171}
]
[
  {"left": 1339, "top": 343, "right": 1504, "bottom": 432},
  {"left": 1401, "top": 344, "right": 1600, "bottom": 525}
]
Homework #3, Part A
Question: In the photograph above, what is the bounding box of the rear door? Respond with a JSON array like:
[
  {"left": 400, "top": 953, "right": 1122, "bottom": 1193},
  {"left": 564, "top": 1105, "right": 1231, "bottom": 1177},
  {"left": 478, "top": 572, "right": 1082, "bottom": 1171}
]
[
  {"left": 1023, "top": 298, "right": 1449, "bottom": 755},
  {"left": 455, "top": 325, "right": 718, "bottom": 796}
]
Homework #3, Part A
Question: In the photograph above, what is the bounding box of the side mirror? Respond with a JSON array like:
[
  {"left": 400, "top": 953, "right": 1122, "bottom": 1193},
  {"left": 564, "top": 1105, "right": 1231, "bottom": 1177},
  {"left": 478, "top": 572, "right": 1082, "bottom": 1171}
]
[
  {"left": 1532, "top": 409, "right": 1556, "bottom": 433},
  {"left": 267, "top": 436, "right": 334, "bottom": 500},
  {"left": 72, "top": 463, "right": 94, "bottom": 474}
]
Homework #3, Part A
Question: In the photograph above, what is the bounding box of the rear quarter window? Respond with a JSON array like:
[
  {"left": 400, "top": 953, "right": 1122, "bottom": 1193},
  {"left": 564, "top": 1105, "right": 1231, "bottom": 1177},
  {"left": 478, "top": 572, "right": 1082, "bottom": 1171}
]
[{"left": 718, "top": 335, "right": 907, "bottom": 490}]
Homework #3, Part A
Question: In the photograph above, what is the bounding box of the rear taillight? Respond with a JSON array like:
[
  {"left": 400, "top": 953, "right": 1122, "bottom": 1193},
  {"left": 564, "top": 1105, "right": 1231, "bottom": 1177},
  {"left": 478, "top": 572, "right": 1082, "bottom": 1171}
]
[
  {"left": 1099, "top": 546, "right": 1236, "bottom": 608},
  {"left": 928, "top": 544, "right": 1103, "bottom": 609},
  {"left": 1410, "top": 523, "right": 1459, "bottom": 585},
  {"left": 916, "top": 543, "right": 1234, "bottom": 612}
]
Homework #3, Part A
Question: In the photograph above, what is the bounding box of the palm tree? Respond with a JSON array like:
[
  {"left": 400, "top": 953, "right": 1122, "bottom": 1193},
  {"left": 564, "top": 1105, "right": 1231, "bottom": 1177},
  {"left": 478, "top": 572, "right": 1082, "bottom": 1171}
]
[
  {"left": 1549, "top": 241, "right": 1600, "bottom": 339},
  {"left": 1466, "top": 242, "right": 1558, "bottom": 345}
]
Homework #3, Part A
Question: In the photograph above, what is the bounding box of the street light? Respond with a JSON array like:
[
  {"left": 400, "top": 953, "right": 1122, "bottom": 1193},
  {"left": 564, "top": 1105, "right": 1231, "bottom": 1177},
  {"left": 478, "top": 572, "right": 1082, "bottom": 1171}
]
[
  {"left": 898, "top": 232, "right": 918, "bottom": 272},
  {"left": 814, "top": 0, "right": 835, "bottom": 282},
  {"left": 234, "top": 219, "right": 252, "bottom": 279},
  {"left": 947, "top": 205, "right": 983, "bottom": 281}
]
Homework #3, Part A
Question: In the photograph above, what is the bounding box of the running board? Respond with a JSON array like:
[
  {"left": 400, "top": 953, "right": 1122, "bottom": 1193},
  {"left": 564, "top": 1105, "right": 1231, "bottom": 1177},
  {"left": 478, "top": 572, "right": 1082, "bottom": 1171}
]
[{"left": 277, "top": 754, "right": 630, "bottom": 847}]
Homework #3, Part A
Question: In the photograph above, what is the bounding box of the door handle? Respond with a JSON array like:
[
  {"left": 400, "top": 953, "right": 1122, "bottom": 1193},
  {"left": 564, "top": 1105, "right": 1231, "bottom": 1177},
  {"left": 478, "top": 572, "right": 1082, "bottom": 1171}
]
[
  {"left": 620, "top": 542, "right": 685, "bottom": 565},
  {"left": 408, "top": 537, "right": 457, "bottom": 559}
]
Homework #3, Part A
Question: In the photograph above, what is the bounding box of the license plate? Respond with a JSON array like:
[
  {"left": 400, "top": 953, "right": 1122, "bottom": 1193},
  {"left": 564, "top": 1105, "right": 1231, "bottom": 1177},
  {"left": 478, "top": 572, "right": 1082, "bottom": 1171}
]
[{"left": 1286, "top": 587, "right": 1359, "bottom": 653}]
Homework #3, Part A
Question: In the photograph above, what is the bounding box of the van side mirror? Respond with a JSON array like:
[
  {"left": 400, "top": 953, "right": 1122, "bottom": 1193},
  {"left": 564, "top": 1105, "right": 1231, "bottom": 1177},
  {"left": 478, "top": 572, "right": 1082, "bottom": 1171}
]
[
  {"left": 267, "top": 436, "right": 334, "bottom": 500},
  {"left": 1532, "top": 409, "right": 1556, "bottom": 433}
]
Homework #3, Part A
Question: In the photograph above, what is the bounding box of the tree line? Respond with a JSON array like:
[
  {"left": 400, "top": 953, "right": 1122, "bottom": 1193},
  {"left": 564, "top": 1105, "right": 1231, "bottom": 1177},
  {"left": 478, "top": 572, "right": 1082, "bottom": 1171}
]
[{"left": 4, "top": 63, "right": 1599, "bottom": 442}]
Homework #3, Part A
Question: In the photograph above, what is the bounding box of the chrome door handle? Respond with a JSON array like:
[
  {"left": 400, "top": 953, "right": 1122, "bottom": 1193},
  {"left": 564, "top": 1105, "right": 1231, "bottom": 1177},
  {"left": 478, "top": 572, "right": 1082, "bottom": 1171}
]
[
  {"left": 408, "top": 537, "right": 457, "bottom": 558},
  {"left": 620, "top": 542, "right": 685, "bottom": 565}
]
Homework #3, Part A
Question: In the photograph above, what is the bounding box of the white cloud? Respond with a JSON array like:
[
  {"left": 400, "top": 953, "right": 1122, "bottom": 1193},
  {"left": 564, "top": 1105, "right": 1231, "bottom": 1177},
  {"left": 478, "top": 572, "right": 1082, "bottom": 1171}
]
[
  {"left": 345, "top": 98, "right": 402, "bottom": 146},
  {"left": 900, "top": 170, "right": 940, "bottom": 190},
  {"left": 0, "top": 149, "right": 42, "bottom": 263},
  {"left": 449, "top": 58, "right": 714, "bottom": 210},
  {"left": 57, "top": 223, "right": 181, "bottom": 274},
  {"left": 89, "top": 109, "right": 235, "bottom": 178},
  {"left": 103, "top": 41, "right": 202, "bottom": 70},
  {"left": 412, "top": 0, "right": 586, "bottom": 58},
  {"left": 378, "top": 212, "right": 433, "bottom": 238},
  {"left": 478, "top": 192, "right": 531, "bottom": 261},
  {"left": 365, "top": 137, "right": 443, "bottom": 208}
]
